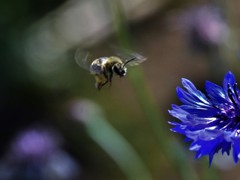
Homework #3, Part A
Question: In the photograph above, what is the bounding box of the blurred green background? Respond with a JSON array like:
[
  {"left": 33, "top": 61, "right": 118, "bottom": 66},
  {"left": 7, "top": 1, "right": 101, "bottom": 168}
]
[{"left": 1, "top": 0, "right": 240, "bottom": 179}]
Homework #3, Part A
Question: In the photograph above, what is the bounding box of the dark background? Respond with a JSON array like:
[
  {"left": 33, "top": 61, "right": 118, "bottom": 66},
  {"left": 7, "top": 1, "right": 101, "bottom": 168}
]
[{"left": 1, "top": 0, "right": 240, "bottom": 179}]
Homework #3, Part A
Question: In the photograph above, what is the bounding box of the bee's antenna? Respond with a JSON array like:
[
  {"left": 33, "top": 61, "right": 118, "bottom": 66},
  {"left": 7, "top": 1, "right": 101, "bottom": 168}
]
[{"left": 123, "top": 57, "right": 136, "bottom": 67}]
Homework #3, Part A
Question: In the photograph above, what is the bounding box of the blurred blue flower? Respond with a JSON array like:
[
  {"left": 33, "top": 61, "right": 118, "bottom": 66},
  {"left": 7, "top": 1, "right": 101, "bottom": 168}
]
[
  {"left": 179, "top": 4, "right": 229, "bottom": 52},
  {"left": 11, "top": 128, "right": 60, "bottom": 161},
  {"left": 0, "top": 127, "right": 81, "bottom": 180},
  {"left": 169, "top": 71, "right": 240, "bottom": 165}
]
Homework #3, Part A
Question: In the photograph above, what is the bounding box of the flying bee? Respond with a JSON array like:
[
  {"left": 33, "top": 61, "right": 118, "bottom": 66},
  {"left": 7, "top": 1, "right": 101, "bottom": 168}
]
[{"left": 75, "top": 48, "right": 147, "bottom": 90}]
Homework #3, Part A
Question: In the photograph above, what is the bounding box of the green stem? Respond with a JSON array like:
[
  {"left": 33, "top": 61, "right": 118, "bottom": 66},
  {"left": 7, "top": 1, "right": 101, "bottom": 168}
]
[
  {"left": 108, "top": 0, "right": 199, "bottom": 179},
  {"left": 86, "top": 116, "right": 152, "bottom": 180},
  {"left": 79, "top": 100, "right": 152, "bottom": 180}
]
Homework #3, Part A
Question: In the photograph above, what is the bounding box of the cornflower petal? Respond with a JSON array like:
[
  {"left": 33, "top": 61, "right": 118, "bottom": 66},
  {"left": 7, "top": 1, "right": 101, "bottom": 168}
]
[
  {"left": 181, "top": 78, "right": 210, "bottom": 106},
  {"left": 231, "top": 137, "right": 240, "bottom": 163},
  {"left": 169, "top": 71, "right": 240, "bottom": 165},
  {"left": 205, "top": 81, "right": 227, "bottom": 104}
]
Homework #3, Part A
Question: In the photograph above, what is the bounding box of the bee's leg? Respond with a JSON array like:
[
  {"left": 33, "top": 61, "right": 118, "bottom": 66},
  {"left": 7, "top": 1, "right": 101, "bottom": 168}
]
[
  {"left": 101, "top": 80, "right": 108, "bottom": 87},
  {"left": 94, "top": 75, "right": 107, "bottom": 90},
  {"left": 102, "top": 71, "right": 111, "bottom": 87},
  {"left": 108, "top": 72, "right": 113, "bottom": 87},
  {"left": 95, "top": 82, "right": 103, "bottom": 90},
  {"left": 105, "top": 71, "right": 113, "bottom": 87},
  {"left": 94, "top": 76, "right": 101, "bottom": 90}
]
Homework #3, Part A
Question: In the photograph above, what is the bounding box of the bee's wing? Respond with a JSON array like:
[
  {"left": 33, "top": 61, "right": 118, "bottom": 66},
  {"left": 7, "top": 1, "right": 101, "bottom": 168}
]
[
  {"left": 124, "top": 52, "right": 147, "bottom": 66},
  {"left": 111, "top": 46, "right": 147, "bottom": 66},
  {"left": 74, "top": 48, "right": 91, "bottom": 70}
]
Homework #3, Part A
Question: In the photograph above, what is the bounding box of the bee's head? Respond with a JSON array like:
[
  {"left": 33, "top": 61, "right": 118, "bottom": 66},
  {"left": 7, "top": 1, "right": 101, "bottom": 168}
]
[{"left": 112, "top": 63, "right": 127, "bottom": 77}]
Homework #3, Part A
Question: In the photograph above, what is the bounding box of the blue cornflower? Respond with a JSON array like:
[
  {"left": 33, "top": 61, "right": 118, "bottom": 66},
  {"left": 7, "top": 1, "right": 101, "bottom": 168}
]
[{"left": 169, "top": 71, "right": 240, "bottom": 165}]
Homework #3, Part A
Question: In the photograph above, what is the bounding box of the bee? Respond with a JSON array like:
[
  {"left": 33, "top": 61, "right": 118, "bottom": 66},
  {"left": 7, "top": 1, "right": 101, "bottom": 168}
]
[{"left": 75, "top": 48, "right": 146, "bottom": 90}]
